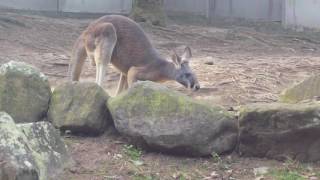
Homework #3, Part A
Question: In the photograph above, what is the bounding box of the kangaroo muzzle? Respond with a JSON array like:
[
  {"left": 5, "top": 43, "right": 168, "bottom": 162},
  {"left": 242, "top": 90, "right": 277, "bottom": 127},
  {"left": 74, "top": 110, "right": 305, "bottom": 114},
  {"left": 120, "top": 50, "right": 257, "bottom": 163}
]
[
  {"left": 193, "top": 83, "right": 200, "bottom": 91},
  {"left": 191, "top": 83, "right": 200, "bottom": 91}
]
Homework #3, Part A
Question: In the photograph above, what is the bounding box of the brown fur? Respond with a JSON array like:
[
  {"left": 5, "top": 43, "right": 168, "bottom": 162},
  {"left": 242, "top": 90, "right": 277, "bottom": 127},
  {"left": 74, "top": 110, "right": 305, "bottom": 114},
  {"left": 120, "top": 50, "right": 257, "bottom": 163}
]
[{"left": 69, "top": 15, "right": 199, "bottom": 95}]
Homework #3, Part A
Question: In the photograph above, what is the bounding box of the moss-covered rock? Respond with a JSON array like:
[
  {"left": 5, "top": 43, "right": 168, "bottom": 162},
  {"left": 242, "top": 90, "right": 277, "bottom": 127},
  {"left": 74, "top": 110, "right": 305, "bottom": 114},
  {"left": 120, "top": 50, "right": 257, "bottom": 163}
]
[
  {"left": 280, "top": 75, "right": 320, "bottom": 103},
  {"left": 0, "top": 61, "right": 51, "bottom": 123},
  {"left": 108, "top": 81, "right": 238, "bottom": 156},
  {"left": 0, "top": 112, "right": 70, "bottom": 180},
  {"left": 48, "top": 82, "right": 112, "bottom": 136},
  {"left": 239, "top": 102, "right": 320, "bottom": 162},
  {"left": 18, "top": 122, "right": 72, "bottom": 180}
]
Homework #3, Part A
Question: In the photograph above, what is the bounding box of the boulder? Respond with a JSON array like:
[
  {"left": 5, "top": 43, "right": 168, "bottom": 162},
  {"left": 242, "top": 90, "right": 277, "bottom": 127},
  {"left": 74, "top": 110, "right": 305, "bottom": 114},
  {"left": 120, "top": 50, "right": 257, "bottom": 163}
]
[
  {"left": 239, "top": 102, "right": 320, "bottom": 162},
  {"left": 280, "top": 75, "right": 320, "bottom": 103},
  {"left": 48, "top": 82, "right": 112, "bottom": 136},
  {"left": 0, "top": 112, "right": 70, "bottom": 180},
  {"left": 108, "top": 81, "right": 238, "bottom": 156},
  {"left": 0, "top": 61, "right": 51, "bottom": 123}
]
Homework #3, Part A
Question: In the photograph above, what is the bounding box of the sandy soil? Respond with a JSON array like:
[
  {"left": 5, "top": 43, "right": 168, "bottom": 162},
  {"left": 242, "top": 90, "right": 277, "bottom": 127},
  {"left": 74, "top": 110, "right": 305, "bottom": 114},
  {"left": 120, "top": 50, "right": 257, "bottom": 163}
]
[{"left": 1, "top": 11, "right": 320, "bottom": 180}]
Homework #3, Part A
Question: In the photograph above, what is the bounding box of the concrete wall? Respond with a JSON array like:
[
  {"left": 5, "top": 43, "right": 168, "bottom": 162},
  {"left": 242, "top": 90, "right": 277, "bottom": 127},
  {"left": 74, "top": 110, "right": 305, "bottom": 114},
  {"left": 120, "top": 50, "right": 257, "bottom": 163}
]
[
  {"left": 212, "top": 0, "right": 282, "bottom": 21},
  {"left": 59, "top": 0, "right": 131, "bottom": 14},
  {"left": 0, "top": 0, "right": 58, "bottom": 11},
  {"left": 164, "top": 0, "right": 208, "bottom": 16},
  {"left": 283, "top": 0, "right": 320, "bottom": 29},
  {"left": 164, "top": 0, "right": 282, "bottom": 21},
  {"left": 0, "top": 0, "right": 282, "bottom": 22},
  {"left": 2, "top": 0, "right": 320, "bottom": 30},
  {"left": 0, "top": 0, "right": 132, "bottom": 14}
]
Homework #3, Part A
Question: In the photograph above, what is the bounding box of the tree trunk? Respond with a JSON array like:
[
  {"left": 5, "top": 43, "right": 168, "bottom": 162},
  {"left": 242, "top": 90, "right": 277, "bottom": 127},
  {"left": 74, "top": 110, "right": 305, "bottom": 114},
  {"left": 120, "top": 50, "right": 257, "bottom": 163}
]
[{"left": 130, "top": 0, "right": 166, "bottom": 27}]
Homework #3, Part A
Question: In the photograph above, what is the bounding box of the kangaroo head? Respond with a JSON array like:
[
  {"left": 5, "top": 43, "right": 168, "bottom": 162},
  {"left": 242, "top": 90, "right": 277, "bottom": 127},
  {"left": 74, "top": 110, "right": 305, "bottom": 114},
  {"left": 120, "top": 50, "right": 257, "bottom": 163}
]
[{"left": 171, "top": 47, "right": 200, "bottom": 91}]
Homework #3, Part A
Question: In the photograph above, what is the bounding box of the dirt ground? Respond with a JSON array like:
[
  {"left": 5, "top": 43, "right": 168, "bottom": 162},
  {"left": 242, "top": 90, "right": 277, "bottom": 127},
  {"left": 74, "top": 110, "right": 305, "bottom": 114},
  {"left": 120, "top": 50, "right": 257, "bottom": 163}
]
[{"left": 1, "top": 11, "right": 320, "bottom": 180}]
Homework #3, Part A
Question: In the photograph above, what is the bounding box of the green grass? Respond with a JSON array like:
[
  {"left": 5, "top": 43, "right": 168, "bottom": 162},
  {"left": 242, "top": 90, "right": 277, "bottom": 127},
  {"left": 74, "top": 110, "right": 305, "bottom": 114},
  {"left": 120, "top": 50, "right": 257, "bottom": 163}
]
[
  {"left": 267, "top": 159, "right": 307, "bottom": 180},
  {"left": 123, "top": 144, "right": 142, "bottom": 161},
  {"left": 269, "top": 169, "right": 305, "bottom": 180},
  {"left": 133, "top": 174, "right": 158, "bottom": 180},
  {"left": 211, "top": 152, "right": 230, "bottom": 170},
  {"left": 270, "top": 170, "right": 306, "bottom": 180},
  {"left": 211, "top": 152, "right": 222, "bottom": 164}
]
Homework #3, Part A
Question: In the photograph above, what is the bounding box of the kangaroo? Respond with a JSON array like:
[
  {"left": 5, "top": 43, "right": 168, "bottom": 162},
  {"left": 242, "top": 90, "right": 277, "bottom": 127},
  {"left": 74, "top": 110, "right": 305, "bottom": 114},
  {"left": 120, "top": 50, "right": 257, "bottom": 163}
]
[{"left": 69, "top": 15, "right": 200, "bottom": 95}]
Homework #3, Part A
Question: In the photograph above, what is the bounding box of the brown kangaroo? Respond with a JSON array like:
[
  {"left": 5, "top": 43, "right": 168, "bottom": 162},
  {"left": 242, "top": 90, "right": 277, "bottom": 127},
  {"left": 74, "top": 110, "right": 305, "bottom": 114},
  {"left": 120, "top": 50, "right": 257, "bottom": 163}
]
[{"left": 69, "top": 15, "right": 200, "bottom": 95}]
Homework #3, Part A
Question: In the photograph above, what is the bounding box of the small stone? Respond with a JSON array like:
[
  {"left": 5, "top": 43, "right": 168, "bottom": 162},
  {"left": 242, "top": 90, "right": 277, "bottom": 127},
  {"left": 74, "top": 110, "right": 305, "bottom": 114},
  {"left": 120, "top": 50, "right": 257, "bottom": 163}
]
[
  {"left": 205, "top": 61, "right": 214, "bottom": 65},
  {"left": 210, "top": 171, "right": 219, "bottom": 178},
  {"left": 253, "top": 167, "right": 269, "bottom": 176},
  {"left": 114, "top": 154, "right": 123, "bottom": 159},
  {"left": 68, "top": 167, "right": 77, "bottom": 174},
  {"left": 203, "top": 56, "right": 215, "bottom": 65},
  {"left": 131, "top": 160, "right": 144, "bottom": 166},
  {"left": 309, "top": 176, "right": 318, "bottom": 180}
]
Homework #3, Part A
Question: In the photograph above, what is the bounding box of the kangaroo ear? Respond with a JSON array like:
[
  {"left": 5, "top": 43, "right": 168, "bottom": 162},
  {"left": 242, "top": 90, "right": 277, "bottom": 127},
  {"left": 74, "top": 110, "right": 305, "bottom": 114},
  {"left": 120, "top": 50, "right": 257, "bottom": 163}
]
[
  {"left": 171, "top": 51, "right": 182, "bottom": 66},
  {"left": 182, "top": 46, "right": 192, "bottom": 61}
]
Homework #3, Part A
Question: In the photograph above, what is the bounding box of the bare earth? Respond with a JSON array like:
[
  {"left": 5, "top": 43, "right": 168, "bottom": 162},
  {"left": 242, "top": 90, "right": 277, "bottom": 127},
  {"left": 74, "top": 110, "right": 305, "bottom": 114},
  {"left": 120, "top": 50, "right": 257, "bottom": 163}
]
[{"left": 1, "top": 11, "right": 320, "bottom": 180}]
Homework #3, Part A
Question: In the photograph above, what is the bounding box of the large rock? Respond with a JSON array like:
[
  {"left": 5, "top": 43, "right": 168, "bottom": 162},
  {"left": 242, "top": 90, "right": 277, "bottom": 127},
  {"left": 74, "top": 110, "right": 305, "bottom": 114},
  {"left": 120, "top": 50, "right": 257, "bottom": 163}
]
[
  {"left": 108, "top": 81, "right": 238, "bottom": 156},
  {"left": 280, "top": 75, "right": 320, "bottom": 103},
  {"left": 239, "top": 102, "right": 320, "bottom": 162},
  {"left": 0, "top": 112, "right": 70, "bottom": 180},
  {"left": 0, "top": 61, "right": 51, "bottom": 123},
  {"left": 48, "top": 82, "right": 112, "bottom": 136}
]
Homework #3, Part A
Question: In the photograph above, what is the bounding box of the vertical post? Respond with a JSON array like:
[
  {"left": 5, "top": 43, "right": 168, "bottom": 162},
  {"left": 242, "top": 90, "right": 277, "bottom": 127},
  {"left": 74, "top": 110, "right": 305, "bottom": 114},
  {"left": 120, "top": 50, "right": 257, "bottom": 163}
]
[
  {"left": 56, "top": 0, "right": 60, "bottom": 14},
  {"left": 208, "top": 0, "right": 216, "bottom": 23},
  {"left": 229, "top": 0, "right": 233, "bottom": 17},
  {"left": 268, "top": 0, "right": 274, "bottom": 21},
  {"left": 206, "top": 0, "right": 210, "bottom": 19},
  {"left": 281, "top": 0, "right": 286, "bottom": 27},
  {"left": 120, "top": 0, "right": 125, "bottom": 14}
]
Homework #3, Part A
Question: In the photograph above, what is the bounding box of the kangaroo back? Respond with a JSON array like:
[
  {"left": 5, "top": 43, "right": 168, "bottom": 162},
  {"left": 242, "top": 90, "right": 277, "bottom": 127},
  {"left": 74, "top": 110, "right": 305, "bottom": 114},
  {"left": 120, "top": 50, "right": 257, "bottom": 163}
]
[{"left": 87, "top": 15, "right": 160, "bottom": 74}]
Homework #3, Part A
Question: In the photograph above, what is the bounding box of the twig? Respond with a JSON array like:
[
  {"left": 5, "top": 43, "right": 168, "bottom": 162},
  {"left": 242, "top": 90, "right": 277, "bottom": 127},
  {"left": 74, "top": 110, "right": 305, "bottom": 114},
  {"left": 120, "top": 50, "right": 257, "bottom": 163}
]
[
  {"left": 49, "top": 62, "right": 69, "bottom": 66},
  {"left": 229, "top": 94, "right": 241, "bottom": 106},
  {"left": 282, "top": 35, "right": 320, "bottom": 45},
  {"left": 44, "top": 73, "right": 67, "bottom": 77},
  {"left": 151, "top": 25, "right": 179, "bottom": 33},
  {"left": 232, "top": 76, "right": 247, "bottom": 93}
]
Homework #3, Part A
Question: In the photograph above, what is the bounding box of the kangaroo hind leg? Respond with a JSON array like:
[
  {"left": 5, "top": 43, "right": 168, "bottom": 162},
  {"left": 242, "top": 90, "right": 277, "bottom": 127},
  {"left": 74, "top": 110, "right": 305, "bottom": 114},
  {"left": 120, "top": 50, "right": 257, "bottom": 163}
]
[
  {"left": 94, "top": 23, "right": 117, "bottom": 86},
  {"left": 115, "top": 73, "right": 128, "bottom": 95}
]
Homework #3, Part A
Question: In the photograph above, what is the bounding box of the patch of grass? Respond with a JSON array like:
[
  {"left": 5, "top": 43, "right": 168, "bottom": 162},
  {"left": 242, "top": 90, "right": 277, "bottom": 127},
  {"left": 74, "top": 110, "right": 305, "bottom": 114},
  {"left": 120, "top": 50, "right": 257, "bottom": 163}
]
[
  {"left": 211, "top": 152, "right": 230, "bottom": 170},
  {"left": 133, "top": 174, "right": 158, "bottom": 180},
  {"left": 123, "top": 144, "right": 142, "bottom": 161},
  {"left": 269, "top": 169, "right": 305, "bottom": 180},
  {"left": 267, "top": 159, "right": 308, "bottom": 180},
  {"left": 211, "top": 152, "right": 222, "bottom": 163}
]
